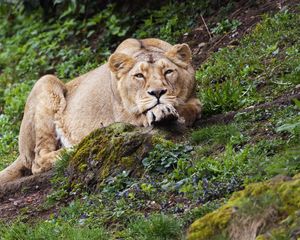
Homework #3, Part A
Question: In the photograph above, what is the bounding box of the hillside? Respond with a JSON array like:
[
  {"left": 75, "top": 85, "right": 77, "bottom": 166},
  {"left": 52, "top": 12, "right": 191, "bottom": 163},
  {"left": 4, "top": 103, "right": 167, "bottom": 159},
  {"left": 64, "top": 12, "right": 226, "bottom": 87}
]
[{"left": 0, "top": 0, "right": 299, "bottom": 239}]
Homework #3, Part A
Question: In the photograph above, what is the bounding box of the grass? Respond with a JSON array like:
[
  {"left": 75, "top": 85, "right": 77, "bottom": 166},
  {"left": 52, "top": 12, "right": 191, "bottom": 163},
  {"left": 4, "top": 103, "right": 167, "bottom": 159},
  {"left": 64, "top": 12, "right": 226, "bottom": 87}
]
[
  {"left": 0, "top": 221, "right": 109, "bottom": 240},
  {"left": 191, "top": 124, "right": 244, "bottom": 145},
  {"left": 122, "top": 214, "right": 184, "bottom": 240},
  {"left": 197, "top": 10, "right": 300, "bottom": 116},
  {"left": 0, "top": 213, "right": 184, "bottom": 240}
]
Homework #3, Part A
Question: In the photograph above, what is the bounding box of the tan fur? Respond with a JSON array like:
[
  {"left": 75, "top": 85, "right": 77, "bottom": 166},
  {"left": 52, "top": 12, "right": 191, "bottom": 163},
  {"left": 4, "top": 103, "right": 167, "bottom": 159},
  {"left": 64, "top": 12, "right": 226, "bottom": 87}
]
[{"left": 0, "top": 38, "right": 201, "bottom": 184}]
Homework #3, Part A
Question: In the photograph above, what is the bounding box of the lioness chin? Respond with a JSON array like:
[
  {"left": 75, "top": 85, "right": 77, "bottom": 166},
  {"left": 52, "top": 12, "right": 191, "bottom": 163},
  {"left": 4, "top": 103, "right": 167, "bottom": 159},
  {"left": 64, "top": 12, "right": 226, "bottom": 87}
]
[{"left": 0, "top": 38, "right": 201, "bottom": 184}]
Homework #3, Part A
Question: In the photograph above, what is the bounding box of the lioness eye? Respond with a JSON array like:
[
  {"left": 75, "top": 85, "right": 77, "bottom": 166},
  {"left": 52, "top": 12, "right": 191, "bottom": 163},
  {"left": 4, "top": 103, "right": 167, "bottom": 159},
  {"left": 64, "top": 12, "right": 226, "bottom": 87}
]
[
  {"left": 164, "top": 69, "right": 174, "bottom": 75},
  {"left": 134, "top": 73, "right": 144, "bottom": 79}
]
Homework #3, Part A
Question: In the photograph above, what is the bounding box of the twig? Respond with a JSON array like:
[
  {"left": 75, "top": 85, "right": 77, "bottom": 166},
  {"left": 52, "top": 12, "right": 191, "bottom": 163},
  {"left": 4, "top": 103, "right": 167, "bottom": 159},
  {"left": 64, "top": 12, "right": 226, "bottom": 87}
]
[
  {"left": 207, "top": 33, "right": 228, "bottom": 52},
  {"left": 200, "top": 15, "right": 212, "bottom": 40}
]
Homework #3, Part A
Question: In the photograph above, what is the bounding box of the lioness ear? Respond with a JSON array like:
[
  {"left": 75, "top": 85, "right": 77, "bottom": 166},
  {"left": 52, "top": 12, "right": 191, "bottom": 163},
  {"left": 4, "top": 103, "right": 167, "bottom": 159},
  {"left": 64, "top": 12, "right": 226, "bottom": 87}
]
[
  {"left": 108, "top": 53, "right": 135, "bottom": 76},
  {"left": 165, "top": 43, "right": 192, "bottom": 68}
]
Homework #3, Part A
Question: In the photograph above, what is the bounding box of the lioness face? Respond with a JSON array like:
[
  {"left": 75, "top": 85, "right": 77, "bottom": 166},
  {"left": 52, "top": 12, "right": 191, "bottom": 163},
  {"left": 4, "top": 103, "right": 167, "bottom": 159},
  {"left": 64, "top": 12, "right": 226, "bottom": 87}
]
[
  {"left": 109, "top": 43, "right": 195, "bottom": 125},
  {"left": 124, "top": 57, "right": 192, "bottom": 114}
]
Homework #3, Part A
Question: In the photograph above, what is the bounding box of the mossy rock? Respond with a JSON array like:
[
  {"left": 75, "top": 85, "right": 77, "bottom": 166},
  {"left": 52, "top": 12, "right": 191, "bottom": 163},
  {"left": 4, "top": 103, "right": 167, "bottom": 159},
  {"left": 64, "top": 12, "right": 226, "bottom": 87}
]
[
  {"left": 187, "top": 174, "right": 300, "bottom": 240},
  {"left": 66, "top": 123, "right": 168, "bottom": 191}
]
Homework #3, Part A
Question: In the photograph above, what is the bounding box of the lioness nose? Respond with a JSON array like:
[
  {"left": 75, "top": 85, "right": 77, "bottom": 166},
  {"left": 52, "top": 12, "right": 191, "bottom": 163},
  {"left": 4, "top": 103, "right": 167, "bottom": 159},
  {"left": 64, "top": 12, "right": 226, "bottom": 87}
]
[{"left": 147, "top": 88, "right": 167, "bottom": 98}]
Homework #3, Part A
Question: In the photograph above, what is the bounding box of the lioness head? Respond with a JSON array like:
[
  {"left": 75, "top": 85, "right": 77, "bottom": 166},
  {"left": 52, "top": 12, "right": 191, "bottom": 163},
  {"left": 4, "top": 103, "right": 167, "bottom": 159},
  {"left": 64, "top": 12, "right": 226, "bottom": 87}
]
[{"left": 108, "top": 38, "right": 195, "bottom": 120}]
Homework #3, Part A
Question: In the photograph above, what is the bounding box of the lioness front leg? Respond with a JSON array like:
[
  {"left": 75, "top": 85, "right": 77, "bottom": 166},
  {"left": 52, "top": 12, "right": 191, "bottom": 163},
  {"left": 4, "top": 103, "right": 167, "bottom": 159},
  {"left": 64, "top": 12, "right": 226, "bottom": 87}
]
[
  {"left": 32, "top": 149, "right": 63, "bottom": 174},
  {"left": 177, "top": 98, "right": 202, "bottom": 126},
  {"left": 146, "top": 104, "right": 180, "bottom": 126}
]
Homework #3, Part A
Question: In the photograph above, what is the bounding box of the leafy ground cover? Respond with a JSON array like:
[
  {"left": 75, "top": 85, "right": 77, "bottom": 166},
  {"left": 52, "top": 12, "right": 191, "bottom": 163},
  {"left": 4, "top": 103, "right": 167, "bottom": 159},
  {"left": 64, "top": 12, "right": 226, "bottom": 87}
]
[
  {"left": 197, "top": 10, "right": 300, "bottom": 115},
  {"left": 0, "top": 1, "right": 299, "bottom": 239}
]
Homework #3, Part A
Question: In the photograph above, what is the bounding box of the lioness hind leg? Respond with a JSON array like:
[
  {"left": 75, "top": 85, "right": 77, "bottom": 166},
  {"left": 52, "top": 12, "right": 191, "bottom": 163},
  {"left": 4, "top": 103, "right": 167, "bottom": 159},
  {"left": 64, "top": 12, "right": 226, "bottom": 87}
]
[{"left": 21, "top": 75, "right": 67, "bottom": 174}]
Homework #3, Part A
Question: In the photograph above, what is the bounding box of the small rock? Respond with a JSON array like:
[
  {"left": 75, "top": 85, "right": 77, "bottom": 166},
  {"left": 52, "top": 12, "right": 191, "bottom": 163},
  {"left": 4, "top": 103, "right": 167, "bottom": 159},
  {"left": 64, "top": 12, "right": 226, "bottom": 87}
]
[
  {"left": 13, "top": 200, "right": 22, "bottom": 206},
  {"left": 198, "top": 42, "right": 206, "bottom": 48}
]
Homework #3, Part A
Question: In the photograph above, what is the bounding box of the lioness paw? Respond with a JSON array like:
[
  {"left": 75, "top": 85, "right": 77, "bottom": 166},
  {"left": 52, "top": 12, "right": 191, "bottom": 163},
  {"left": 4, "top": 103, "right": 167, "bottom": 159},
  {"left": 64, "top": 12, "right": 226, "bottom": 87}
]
[{"left": 146, "top": 104, "right": 179, "bottom": 125}]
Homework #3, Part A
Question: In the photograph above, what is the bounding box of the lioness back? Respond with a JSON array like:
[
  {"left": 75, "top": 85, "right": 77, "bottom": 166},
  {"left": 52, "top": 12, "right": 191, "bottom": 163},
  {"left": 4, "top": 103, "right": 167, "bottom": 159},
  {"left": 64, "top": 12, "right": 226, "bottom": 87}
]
[{"left": 62, "top": 64, "right": 115, "bottom": 144}]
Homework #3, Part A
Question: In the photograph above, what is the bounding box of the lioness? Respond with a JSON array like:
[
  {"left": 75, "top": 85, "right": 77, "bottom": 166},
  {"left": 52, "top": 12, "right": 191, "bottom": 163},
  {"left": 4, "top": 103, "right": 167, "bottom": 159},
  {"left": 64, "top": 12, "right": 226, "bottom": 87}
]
[{"left": 0, "top": 38, "right": 201, "bottom": 184}]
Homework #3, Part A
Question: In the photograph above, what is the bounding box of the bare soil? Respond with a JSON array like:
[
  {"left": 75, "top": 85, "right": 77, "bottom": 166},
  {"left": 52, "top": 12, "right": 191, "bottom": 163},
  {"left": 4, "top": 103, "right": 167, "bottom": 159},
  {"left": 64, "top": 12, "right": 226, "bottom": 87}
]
[{"left": 0, "top": 172, "right": 53, "bottom": 221}]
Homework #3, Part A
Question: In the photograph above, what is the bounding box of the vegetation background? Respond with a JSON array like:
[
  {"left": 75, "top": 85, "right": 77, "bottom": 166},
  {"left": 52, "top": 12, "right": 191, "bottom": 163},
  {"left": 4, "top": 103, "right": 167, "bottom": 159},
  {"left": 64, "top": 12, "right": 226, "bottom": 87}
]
[{"left": 0, "top": 0, "right": 299, "bottom": 239}]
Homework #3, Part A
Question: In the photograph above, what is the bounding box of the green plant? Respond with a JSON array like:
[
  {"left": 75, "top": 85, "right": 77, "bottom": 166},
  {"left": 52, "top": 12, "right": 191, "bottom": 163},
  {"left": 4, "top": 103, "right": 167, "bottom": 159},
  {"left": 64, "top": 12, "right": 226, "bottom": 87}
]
[
  {"left": 134, "top": 1, "right": 208, "bottom": 43},
  {"left": 102, "top": 170, "right": 134, "bottom": 194},
  {"left": 0, "top": 221, "right": 109, "bottom": 240},
  {"left": 191, "top": 124, "right": 244, "bottom": 145},
  {"left": 142, "top": 143, "right": 193, "bottom": 173},
  {"left": 46, "top": 150, "right": 73, "bottom": 204},
  {"left": 276, "top": 99, "right": 300, "bottom": 139},
  {"left": 125, "top": 214, "right": 184, "bottom": 240},
  {"left": 211, "top": 18, "right": 241, "bottom": 34},
  {"left": 0, "top": 81, "right": 32, "bottom": 168},
  {"left": 197, "top": 10, "right": 300, "bottom": 115}
]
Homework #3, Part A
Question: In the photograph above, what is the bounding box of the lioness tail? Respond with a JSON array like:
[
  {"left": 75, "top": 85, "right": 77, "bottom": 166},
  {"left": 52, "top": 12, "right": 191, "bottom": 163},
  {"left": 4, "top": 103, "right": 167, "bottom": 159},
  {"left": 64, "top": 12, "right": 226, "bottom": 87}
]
[{"left": 0, "top": 157, "right": 25, "bottom": 184}]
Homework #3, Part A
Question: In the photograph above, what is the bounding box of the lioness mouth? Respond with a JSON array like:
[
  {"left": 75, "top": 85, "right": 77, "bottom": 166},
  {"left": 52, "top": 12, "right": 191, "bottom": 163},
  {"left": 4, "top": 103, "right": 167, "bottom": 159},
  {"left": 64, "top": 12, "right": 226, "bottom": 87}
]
[{"left": 143, "top": 102, "right": 160, "bottom": 114}]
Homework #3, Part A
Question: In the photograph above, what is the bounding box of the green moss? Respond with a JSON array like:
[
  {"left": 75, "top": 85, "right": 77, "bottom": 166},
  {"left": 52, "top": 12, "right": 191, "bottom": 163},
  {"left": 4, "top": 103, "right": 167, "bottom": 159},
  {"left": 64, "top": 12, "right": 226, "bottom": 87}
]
[
  {"left": 151, "top": 135, "right": 175, "bottom": 147},
  {"left": 188, "top": 174, "right": 300, "bottom": 240},
  {"left": 66, "top": 123, "right": 163, "bottom": 191},
  {"left": 120, "top": 156, "right": 135, "bottom": 169},
  {"left": 255, "top": 235, "right": 267, "bottom": 240},
  {"left": 188, "top": 205, "right": 233, "bottom": 240}
]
